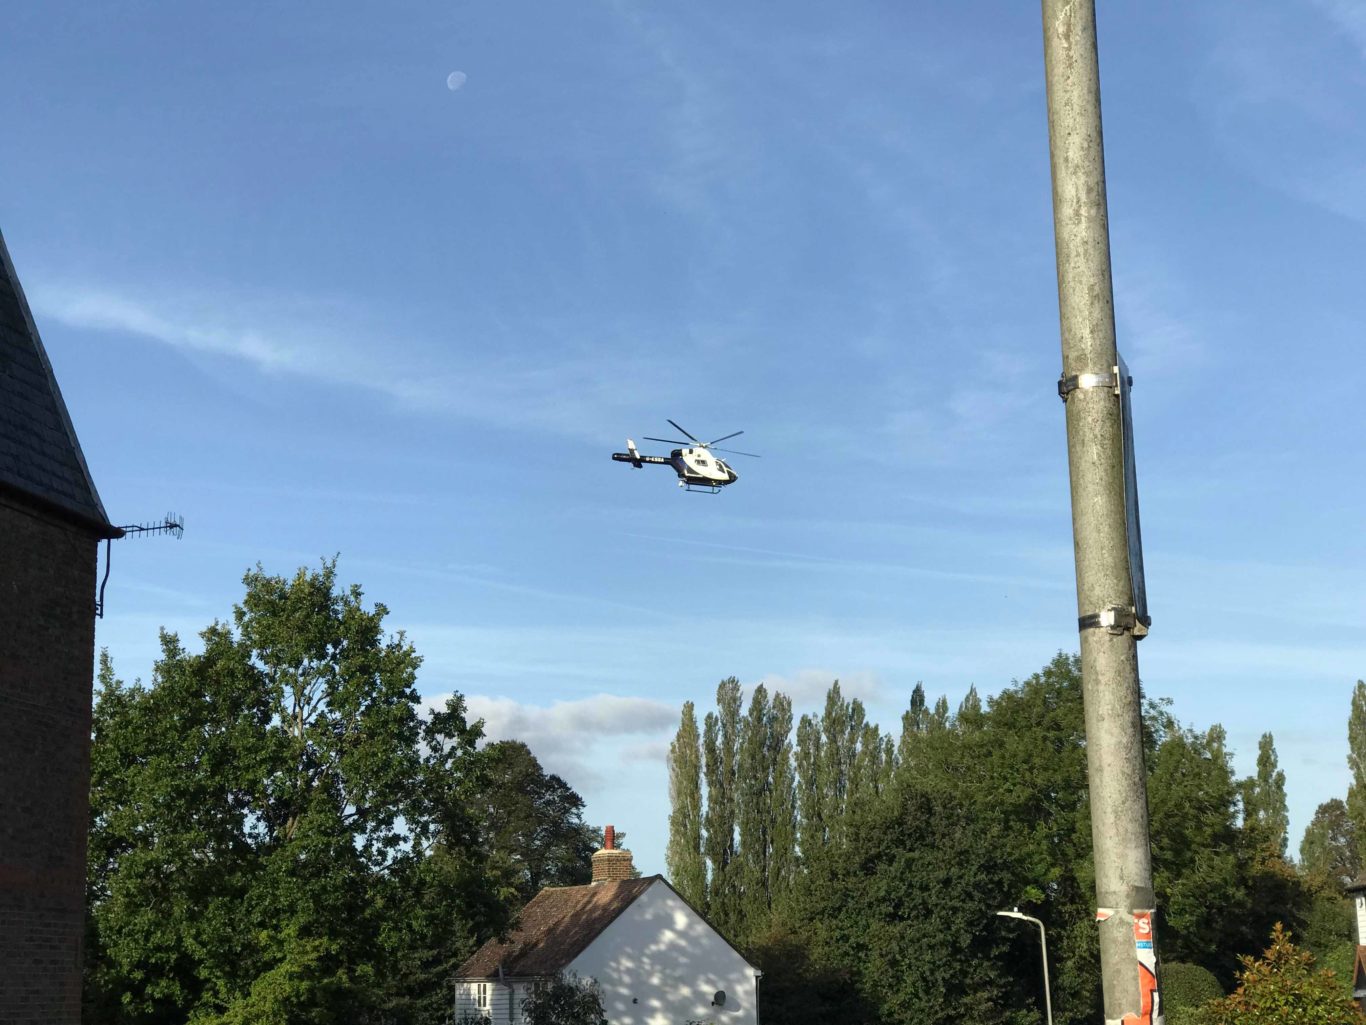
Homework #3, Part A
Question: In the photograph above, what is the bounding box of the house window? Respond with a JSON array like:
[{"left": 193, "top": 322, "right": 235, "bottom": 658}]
[{"left": 476, "top": 982, "right": 489, "bottom": 1009}]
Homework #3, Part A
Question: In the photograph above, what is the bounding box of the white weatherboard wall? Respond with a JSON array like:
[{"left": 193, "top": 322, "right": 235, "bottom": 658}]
[
  {"left": 569, "top": 880, "right": 760, "bottom": 1025},
  {"left": 456, "top": 980, "right": 533, "bottom": 1025}
]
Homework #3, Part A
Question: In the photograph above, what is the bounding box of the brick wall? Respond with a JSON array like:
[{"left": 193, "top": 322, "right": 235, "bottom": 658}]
[{"left": 0, "top": 495, "right": 100, "bottom": 1025}]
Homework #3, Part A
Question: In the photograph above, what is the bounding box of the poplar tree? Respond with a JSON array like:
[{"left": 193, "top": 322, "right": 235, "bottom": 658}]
[
  {"left": 795, "top": 712, "right": 824, "bottom": 862},
  {"left": 817, "top": 683, "right": 859, "bottom": 848},
  {"left": 703, "top": 678, "right": 742, "bottom": 934},
  {"left": 848, "top": 722, "right": 887, "bottom": 817},
  {"left": 767, "top": 692, "right": 797, "bottom": 916},
  {"left": 896, "top": 682, "right": 929, "bottom": 781},
  {"left": 1242, "top": 732, "right": 1288, "bottom": 856},
  {"left": 957, "top": 684, "right": 984, "bottom": 727},
  {"left": 666, "top": 702, "right": 706, "bottom": 907},
  {"left": 1348, "top": 681, "right": 1366, "bottom": 865},
  {"left": 738, "top": 685, "right": 772, "bottom": 930}
]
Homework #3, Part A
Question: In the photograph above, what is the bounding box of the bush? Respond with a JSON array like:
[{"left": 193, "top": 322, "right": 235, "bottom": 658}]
[
  {"left": 1162, "top": 963, "right": 1222, "bottom": 1025},
  {"left": 1192, "top": 924, "right": 1366, "bottom": 1025},
  {"left": 519, "top": 973, "right": 605, "bottom": 1025}
]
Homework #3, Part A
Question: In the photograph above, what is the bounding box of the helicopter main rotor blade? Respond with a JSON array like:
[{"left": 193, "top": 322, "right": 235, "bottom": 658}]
[
  {"left": 667, "top": 419, "right": 701, "bottom": 443},
  {"left": 644, "top": 437, "right": 692, "bottom": 446},
  {"left": 708, "top": 430, "right": 744, "bottom": 445},
  {"left": 714, "top": 447, "right": 761, "bottom": 458}
]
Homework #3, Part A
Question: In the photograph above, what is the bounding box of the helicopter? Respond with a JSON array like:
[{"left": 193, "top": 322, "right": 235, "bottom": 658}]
[{"left": 612, "top": 420, "right": 760, "bottom": 493}]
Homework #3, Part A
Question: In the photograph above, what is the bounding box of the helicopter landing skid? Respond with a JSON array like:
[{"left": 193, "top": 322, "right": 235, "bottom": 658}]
[{"left": 680, "top": 481, "right": 722, "bottom": 494}]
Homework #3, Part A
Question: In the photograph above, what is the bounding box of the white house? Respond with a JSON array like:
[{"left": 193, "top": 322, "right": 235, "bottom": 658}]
[{"left": 455, "top": 827, "right": 761, "bottom": 1025}]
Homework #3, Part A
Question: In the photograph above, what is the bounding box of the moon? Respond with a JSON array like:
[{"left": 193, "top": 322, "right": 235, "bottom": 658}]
[{"left": 446, "top": 71, "right": 467, "bottom": 91}]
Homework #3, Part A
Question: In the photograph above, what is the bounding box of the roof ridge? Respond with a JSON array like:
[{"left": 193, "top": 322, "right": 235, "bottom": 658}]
[{"left": 456, "top": 875, "right": 657, "bottom": 980}]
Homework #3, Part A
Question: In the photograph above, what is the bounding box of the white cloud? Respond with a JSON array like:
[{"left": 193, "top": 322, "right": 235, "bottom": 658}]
[{"left": 424, "top": 691, "right": 678, "bottom": 784}]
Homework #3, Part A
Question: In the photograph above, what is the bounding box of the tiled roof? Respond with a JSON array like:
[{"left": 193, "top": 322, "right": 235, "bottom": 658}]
[
  {"left": 0, "top": 229, "right": 118, "bottom": 536},
  {"left": 457, "top": 876, "right": 658, "bottom": 979}
]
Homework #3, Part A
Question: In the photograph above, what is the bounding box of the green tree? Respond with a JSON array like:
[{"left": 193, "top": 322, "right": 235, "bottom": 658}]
[
  {"left": 795, "top": 711, "right": 824, "bottom": 861},
  {"left": 86, "top": 562, "right": 504, "bottom": 1025},
  {"left": 747, "top": 922, "right": 876, "bottom": 1025},
  {"left": 1349, "top": 681, "right": 1366, "bottom": 868},
  {"left": 473, "top": 740, "right": 597, "bottom": 902},
  {"left": 666, "top": 702, "right": 706, "bottom": 908},
  {"left": 1242, "top": 733, "right": 1289, "bottom": 857},
  {"left": 817, "top": 682, "right": 858, "bottom": 849},
  {"left": 957, "top": 684, "right": 984, "bottom": 727},
  {"left": 897, "top": 682, "right": 929, "bottom": 767},
  {"left": 766, "top": 692, "right": 798, "bottom": 919},
  {"left": 1147, "top": 725, "right": 1246, "bottom": 975},
  {"left": 1192, "top": 924, "right": 1366, "bottom": 1025},
  {"left": 792, "top": 779, "right": 1035, "bottom": 1025},
  {"left": 519, "top": 973, "right": 606, "bottom": 1025},
  {"left": 737, "top": 685, "right": 773, "bottom": 931},
  {"left": 1299, "top": 799, "right": 1360, "bottom": 886},
  {"left": 703, "top": 678, "right": 742, "bottom": 935}
]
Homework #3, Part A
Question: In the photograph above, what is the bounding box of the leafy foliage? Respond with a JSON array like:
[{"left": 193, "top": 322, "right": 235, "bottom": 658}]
[
  {"left": 792, "top": 779, "right": 1037, "bottom": 1025},
  {"left": 1162, "top": 962, "right": 1223, "bottom": 1022},
  {"left": 474, "top": 740, "right": 598, "bottom": 902},
  {"left": 86, "top": 561, "right": 507, "bottom": 1025},
  {"left": 702, "top": 678, "right": 742, "bottom": 937},
  {"left": 666, "top": 702, "right": 706, "bottom": 908},
  {"left": 747, "top": 922, "right": 876, "bottom": 1025},
  {"left": 1191, "top": 924, "right": 1366, "bottom": 1025},
  {"left": 669, "top": 652, "right": 1328, "bottom": 1025},
  {"left": 1348, "top": 681, "right": 1366, "bottom": 869},
  {"left": 519, "top": 973, "right": 606, "bottom": 1025},
  {"left": 1241, "top": 733, "right": 1289, "bottom": 857},
  {"left": 1300, "top": 799, "right": 1360, "bottom": 886}
]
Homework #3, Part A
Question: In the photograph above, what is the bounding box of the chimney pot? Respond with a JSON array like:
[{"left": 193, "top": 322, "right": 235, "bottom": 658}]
[{"left": 604, "top": 825, "right": 615, "bottom": 850}]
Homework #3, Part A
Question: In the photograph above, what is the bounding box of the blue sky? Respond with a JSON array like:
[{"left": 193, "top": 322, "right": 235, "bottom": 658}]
[{"left": 5, "top": 0, "right": 1366, "bottom": 875}]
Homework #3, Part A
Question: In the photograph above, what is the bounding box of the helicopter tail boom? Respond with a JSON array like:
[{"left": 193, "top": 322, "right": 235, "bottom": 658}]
[
  {"left": 612, "top": 439, "right": 671, "bottom": 469},
  {"left": 612, "top": 452, "right": 672, "bottom": 466}
]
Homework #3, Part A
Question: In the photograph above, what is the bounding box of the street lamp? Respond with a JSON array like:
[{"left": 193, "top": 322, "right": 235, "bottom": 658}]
[{"left": 997, "top": 907, "right": 1053, "bottom": 1025}]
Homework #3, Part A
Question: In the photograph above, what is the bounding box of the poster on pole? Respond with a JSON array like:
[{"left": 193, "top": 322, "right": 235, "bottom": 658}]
[{"left": 1117, "top": 353, "right": 1149, "bottom": 628}]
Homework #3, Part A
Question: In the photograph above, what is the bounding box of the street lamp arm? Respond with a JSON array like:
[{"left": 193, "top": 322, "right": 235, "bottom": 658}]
[{"left": 995, "top": 908, "right": 1053, "bottom": 1025}]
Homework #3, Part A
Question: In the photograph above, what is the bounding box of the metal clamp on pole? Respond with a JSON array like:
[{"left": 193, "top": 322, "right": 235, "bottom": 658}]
[
  {"left": 1058, "top": 366, "right": 1130, "bottom": 401},
  {"left": 1078, "top": 604, "right": 1150, "bottom": 637}
]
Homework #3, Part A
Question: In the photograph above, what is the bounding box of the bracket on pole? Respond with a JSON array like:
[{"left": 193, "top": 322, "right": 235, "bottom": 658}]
[
  {"left": 1078, "top": 604, "right": 1150, "bottom": 638},
  {"left": 1058, "top": 366, "right": 1130, "bottom": 401}
]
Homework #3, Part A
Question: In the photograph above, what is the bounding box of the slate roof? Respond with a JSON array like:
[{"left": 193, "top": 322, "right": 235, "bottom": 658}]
[
  {"left": 0, "top": 229, "right": 118, "bottom": 537},
  {"left": 457, "top": 876, "right": 658, "bottom": 979}
]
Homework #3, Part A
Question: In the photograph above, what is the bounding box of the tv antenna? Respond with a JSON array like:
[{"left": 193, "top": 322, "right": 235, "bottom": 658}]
[{"left": 96, "top": 513, "right": 185, "bottom": 618}]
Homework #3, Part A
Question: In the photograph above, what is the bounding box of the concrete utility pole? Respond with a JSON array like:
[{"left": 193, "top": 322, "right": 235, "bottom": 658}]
[{"left": 1039, "top": 2, "right": 1162, "bottom": 1023}]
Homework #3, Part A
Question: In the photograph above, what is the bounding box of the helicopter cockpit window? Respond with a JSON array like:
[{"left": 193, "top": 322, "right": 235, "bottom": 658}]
[{"left": 697, "top": 457, "right": 709, "bottom": 466}]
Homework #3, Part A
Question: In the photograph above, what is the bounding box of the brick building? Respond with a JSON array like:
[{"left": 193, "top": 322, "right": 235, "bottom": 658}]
[{"left": 0, "top": 228, "right": 121, "bottom": 1023}]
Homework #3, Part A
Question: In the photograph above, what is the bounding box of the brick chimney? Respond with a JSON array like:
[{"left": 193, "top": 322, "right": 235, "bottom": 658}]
[{"left": 591, "top": 824, "right": 634, "bottom": 884}]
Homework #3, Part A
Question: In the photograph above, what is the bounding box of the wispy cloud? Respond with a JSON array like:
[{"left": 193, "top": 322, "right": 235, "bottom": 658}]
[
  {"left": 1308, "top": 0, "right": 1366, "bottom": 57},
  {"left": 1201, "top": 0, "right": 1366, "bottom": 224},
  {"left": 31, "top": 282, "right": 665, "bottom": 439},
  {"left": 747, "top": 667, "right": 885, "bottom": 706}
]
